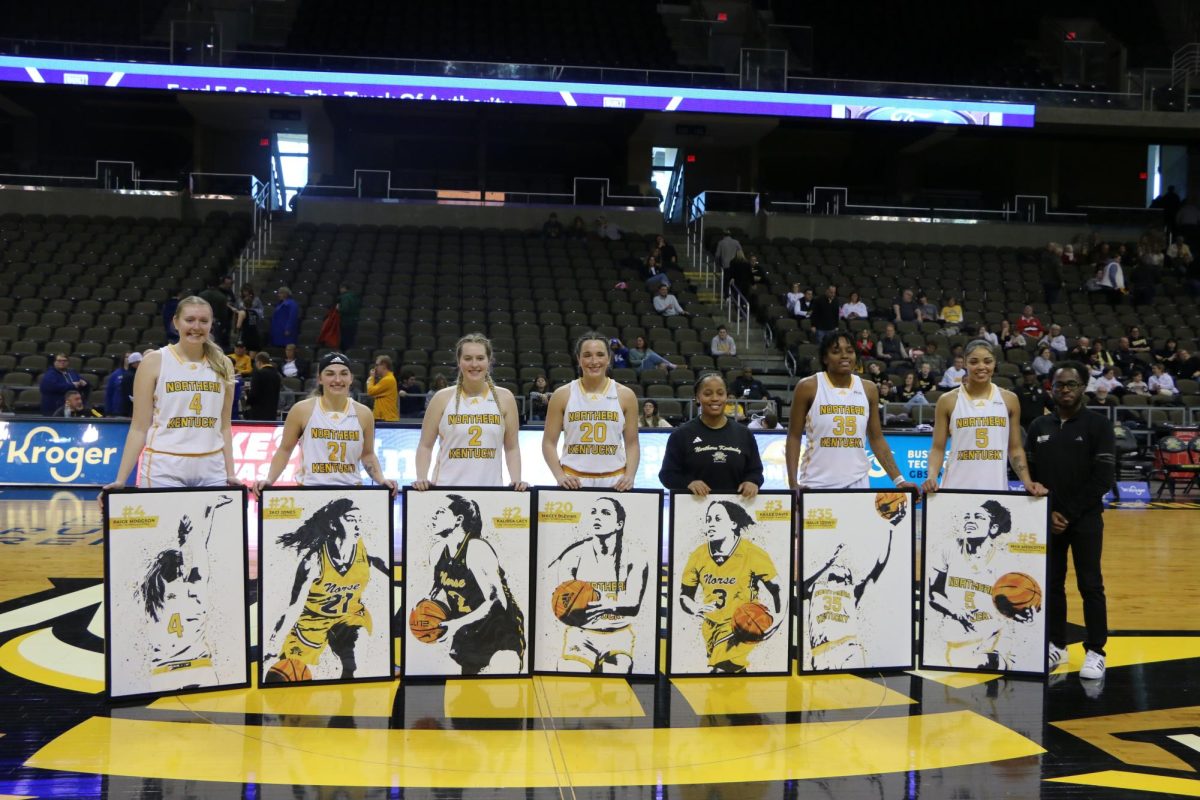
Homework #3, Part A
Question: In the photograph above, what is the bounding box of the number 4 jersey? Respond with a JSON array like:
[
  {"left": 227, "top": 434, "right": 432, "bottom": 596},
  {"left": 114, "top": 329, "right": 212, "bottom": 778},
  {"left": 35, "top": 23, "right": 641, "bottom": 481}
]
[{"left": 145, "top": 344, "right": 226, "bottom": 457}]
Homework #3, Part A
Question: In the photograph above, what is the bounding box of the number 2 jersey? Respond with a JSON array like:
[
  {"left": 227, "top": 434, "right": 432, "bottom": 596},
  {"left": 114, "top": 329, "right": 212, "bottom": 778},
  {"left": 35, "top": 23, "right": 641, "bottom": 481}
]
[
  {"left": 797, "top": 373, "right": 870, "bottom": 489},
  {"left": 434, "top": 388, "right": 505, "bottom": 486},
  {"left": 434, "top": 537, "right": 525, "bottom": 672},
  {"left": 941, "top": 385, "right": 1009, "bottom": 490},
  {"left": 145, "top": 344, "right": 226, "bottom": 456},
  {"left": 297, "top": 398, "right": 364, "bottom": 486},
  {"left": 560, "top": 379, "right": 626, "bottom": 481}
]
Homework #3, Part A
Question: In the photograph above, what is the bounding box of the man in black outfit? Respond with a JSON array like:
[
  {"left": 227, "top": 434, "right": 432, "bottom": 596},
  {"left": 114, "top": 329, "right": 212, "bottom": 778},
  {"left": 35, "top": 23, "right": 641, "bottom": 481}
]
[
  {"left": 245, "top": 352, "right": 282, "bottom": 420},
  {"left": 1025, "top": 361, "right": 1114, "bottom": 683},
  {"left": 1013, "top": 366, "right": 1050, "bottom": 428},
  {"left": 810, "top": 284, "right": 840, "bottom": 343}
]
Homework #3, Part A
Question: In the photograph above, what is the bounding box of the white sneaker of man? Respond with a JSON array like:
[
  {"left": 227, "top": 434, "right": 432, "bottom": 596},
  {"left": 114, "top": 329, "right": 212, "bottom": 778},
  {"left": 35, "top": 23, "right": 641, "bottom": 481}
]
[
  {"left": 1048, "top": 643, "right": 1068, "bottom": 671},
  {"left": 1080, "top": 650, "right": 1106, "bottom": 680}
]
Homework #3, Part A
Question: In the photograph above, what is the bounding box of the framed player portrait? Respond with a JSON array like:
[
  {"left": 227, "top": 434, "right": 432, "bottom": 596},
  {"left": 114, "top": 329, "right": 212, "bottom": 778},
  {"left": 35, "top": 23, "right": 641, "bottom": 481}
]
[
  {"left": 401, "top": 488, "right": 532, "bottom": 679},
  {"left": 531, "top": 488, "right": 663, "bottom": 677},
  {"left": 258, "top": 486, "right": 395, "bottom": 687},
  {"left": 104, "top": 487, "right": 250, "bottom": 700},
  {"left": 921, "top": 490, "right": 1050, "bottom": 676},
  {"left": 798, "top": 490, "right": 916, "bottom": 673},
  {"left": 667, "top": 491, "right": 794, "bottom": 677}
]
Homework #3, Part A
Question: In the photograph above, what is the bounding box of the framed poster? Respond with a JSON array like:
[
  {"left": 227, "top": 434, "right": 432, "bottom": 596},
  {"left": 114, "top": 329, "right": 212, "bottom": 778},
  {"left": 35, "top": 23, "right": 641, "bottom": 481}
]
[
  {"left": 401, "top": 488, "right": 532, "bottom": 679},
  {"left": 798, "top": 490, "right": 915, "bottom": 673},
  {"left": 921, "top": 490, "right": 1050, "bottom": 675},
  {"left": 667, "top": 491, "right": 794, "bottom": 676},
  {"left": 258, "top": 486, "right": 395, "bottom": 686},
  {"left": 104, "top": 487, "right": 250, "bottom": 700},
  {"left": 531, "top": 488, "right": 662, "bottom": 676}
]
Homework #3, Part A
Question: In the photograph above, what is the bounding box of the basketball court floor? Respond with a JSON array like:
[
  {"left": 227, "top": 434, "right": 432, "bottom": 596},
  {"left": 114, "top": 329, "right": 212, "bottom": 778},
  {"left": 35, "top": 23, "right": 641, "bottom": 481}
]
[{"left": 0, "top": 487, "right": 1198, "bottom": 799}]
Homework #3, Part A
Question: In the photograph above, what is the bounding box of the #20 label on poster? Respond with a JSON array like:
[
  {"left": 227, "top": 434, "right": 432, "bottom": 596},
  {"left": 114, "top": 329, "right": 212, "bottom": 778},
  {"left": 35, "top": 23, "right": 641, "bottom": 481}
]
[{"left": 258, "top": 487, "right": 395, "bottom": 686}]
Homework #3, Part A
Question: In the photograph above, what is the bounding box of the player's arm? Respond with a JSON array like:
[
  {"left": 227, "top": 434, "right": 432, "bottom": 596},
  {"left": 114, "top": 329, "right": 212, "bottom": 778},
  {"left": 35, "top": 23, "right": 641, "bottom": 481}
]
[
  {"left": 1003, "top": 390, "right": 1047, "bottom": 496},
  {"left": 757, "top": 574, "right": 783, "bottom": 615},
  {"left": 801, "top": 544, "right": 842, "bottom": 599},
  {"left": 412, "top": 389, "right": 450, "bottom": 490},
  {"left": 439, "top": 541, "right": 504, "bottom": 637},
  {"left": 218, "top": 357, "right": 240, "bottom": 486},
  {"left": 368, "top": 554, "right": 391, "bottom": 577},
  {"left": 101, "top": 349, "right": 161, "bottom": 494},
  {"left": 357, "top": 403, "right": 398, "bottom": 496},
  {"left": 678, "top": 553, "right": 715, "bottom": 615},
  {"left": 589, "top": 559, "right": 649, "bottom": 621},
  {"left": 922, "top": 391, "right": 956, "bottom": 493},
  {"left": 541, "top": 386, "right": 577, "bottom": 488},
  {"left": 784, "top": 377, "right": 815, "bottom": 490},
  {"left": 497, "top": 387, "right": 528, "bottom": 490},
  {"left": 853, "top": 528, "right": 893, "bottom": 604},
  {"left": 863, "top": 380, "right": 917, "bottom": 490},
  {"left": 254, "top": 399, "right": 310, "bottom": 497},
  {"left": 927, "top": 562, "right": 974, "bottom": 632},
  {"left": 614, "top": 384, "right": 640, "bottom": 491}
]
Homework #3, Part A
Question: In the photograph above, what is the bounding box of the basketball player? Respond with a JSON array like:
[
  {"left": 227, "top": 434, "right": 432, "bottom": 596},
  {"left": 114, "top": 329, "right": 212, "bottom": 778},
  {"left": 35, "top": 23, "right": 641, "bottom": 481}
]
[
  {"left": 548, "top": 496, "right": 650, "bottom": 673},
  {"left": 138, "top": 498, "right": 230, "bottom": 691},
  {"left": 680, "top": 499, "right": 783, "bottom": 673},
  {"left": 542, "top": 332, "right": 640, "bottom": 490},
  {"left": 414, "top": 333, "right": 527, "bottom": 490},
  {"left": 264, "top": 498, "right": 390, "bottom": 681},
  {"left": 927, "top": 499, "right": 1035, "bottom": 669},
  {"left": 923, "top": 339, "right": 1048, "bottom": 494},
  {"left": 101, "top": 296, "right": 240, "bottom": 497},
  {"left": 785, "top": 332, "right": 916, "bottom": 490},
  {"left": 426, "top": 493, "right": 526, "bottom": 675},
  {"left": 254, "top": 352, "right": 397, "bottom": 496},
  {"left": 802, "top": 494, "right": 904, "bottom": 670}
]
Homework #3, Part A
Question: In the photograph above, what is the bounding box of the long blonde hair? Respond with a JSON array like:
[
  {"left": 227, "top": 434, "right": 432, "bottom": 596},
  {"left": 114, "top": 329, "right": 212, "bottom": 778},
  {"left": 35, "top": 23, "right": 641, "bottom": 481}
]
[
  {"left": 175, "top": 296, "right": 234, "bottom": 384},
  {"left": 454, "top": 332, "right": 496, "bottom": 413}
]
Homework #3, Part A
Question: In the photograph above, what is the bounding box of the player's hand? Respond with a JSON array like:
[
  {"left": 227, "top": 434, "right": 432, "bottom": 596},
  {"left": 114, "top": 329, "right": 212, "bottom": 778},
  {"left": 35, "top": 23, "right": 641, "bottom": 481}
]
[
  {"left": 693, "top": 602, "right": 718, "bottom": 615},
  {"left": 252, "top": 480, "right": 270, "bottom": 499},
  {"left": 1050, "top": 511, "right": 1069, "bottom": 534},
  {"left": 411, "top": 479, "right": 433, "bottom": 491},
  {"left": 381, "top": 479, "right": 400, "bottom": 497},
  {"left": 687, "top": 480, "right": 712, "bottom": 497},
  {"left": 97, "top": 482, "right": 126, "bottom": 513},
  {"left": 613, "top": 474, "right": 635, "bottom": 492},
  {"left": 921, "top": 477, "right": 939, "bottom": 494},
  {"left": 225, "top": 475, "right": 244, "bottom": 488},
  {"left": 737, "top": 482, "right": 759, "bottom": 499},
  {"left": 436, "top": 618, "right": 460, "bottom": 640},
  {"left": 510, "top": 481, "right": 530, "bottom": 492},
  {"left": 557, "top": 475, "right": 582, "bottom": 490},
  {"left": 955, "top": 614, "right": 976, "bottom": 634},
  {"left": 1024, "top": 481, "right": 1049, "bottom": 497},
  {"left": 894, "top": 479, "right": 919, "bottom": 492},
  {"left": 1012, "top": 607, "right": 1035, "bottom": 624}
]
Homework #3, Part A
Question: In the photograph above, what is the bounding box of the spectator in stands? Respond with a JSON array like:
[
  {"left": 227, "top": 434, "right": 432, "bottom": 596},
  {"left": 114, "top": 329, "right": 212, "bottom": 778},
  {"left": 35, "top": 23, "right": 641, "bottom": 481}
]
[
  {"left": 1150, "top": 185, "right": 1182, "bottom": 230},
  {"left": 939, "top": 356, "right": 966, "bottom": 388},
  {"left": 1015, "top": 367, "right": 1050, "bottom": 428},
  {"left": 105, "top": 353, "right": 130, "bottom": 416},
  {"left": 714, "top": 229, "right": 741, "bottom": 271},
  {"left": 1015, "top": 305, "right": 1045, "bottom": 339},
  {"left": 270, "top": 287, "right": 300, "bottom": 347},
  {"left": 366, "top": 355, "right": 399, "bottom": 422},
  {"left": 916, "top": 362, "right": 938, "bottom": 394},
  {"left": 1168, "top": 235, "right": 1194, "bottom": 274},
  {"left": 244, "top": 352, "right": 281, "bottom": 421},
  {"left": 628, "top": 335, "right": 677, "bottom": 372},
  {"left": 1069, "top": 336, "right": 1092, "bottom": 363},
  {"left": 747, "top": 408, "right": 782, "bottom": 430},
  {"left": 595, "top": 215, "right": 621, "bottom": 240},
  {"left": 854, "top": 328, "right": 875, "bottom": 360},
  {"left": 711, "top": 326, "right": 737, "bottom": 357},
  {"left": 1127, "top": 326, "right": 1151, "bottom": 354},
  {"left": 1062, "top": 243, "right": 1076, "bottom": 265},
  {"left": 1084, "top": 266, "right": 1106, "bottom": 296},
  {"left": 865, "top": 361, "right": 886, "bottom": 385},
  {"left": 542, "top": 212, "right": 563, "bottom": 239},
  {"left": 730, "top": 368, "right": 770, "bottom": 403},
  {"left": 1039, "top": 324, "right": 1067, "bottom": 355},
  {"left": 235, "top": 285, "right": 264, "bottom": 352},
  {"left": 877, "top": 377, "right": 897, "bottom": 406},
  {"left": 725, "top": 249, "right": 754, "bottom": 296},
  {"left": 1088, "top": 367, "right": 1123, "bottom": 398},
  {"left": 1091, "top": 384, "right": 1118, "bottom": 409},
  {"left": 1172, "top": 349, "right": 1200, "bottom": 380},
  {"left": 938, "top": 296, "right": 963, "bottom": 330},
  {"left": 998, "top": 319, "right": 1027, "bottom": 351},
  {"left": 1125, "top": 370, "right": 1149, "bottom": 396},
  {"left": 337, "top": 283, "right": 360, "bottom": 350},
  {"left": 915, "top": 340, "right": 945, "bottom": 374},
  {"left": 917, "top": 292, "right": 939, "bottom": 323},
  {"left": 875, "top": 323, "right": 909, "bottom": 365},
  {"left": 1041, "top": 242, "right": 1065, "bottom": 305},
  {"left": 1089, "top": 340, "right": 1116, "bottom": 375},
  {"left": 1148, "top": 363, "right": 1180, "bottom": 404},
  {"left": 279, "top": 343, "right": 308, "bottom": 381},
  {"left": 426, "top": 374, "right": 448, "bottom": 398},
  {"left": 975, "top": 323, "right": 999, "bottom": 348},
  {"left": 200, "top": 277, "right": 234, "bottom": 350},
  {"left": 811, "top": 285, "right": 840, "bottom": 342},
  {"left": 528, "top": 375, "right": 552, "bottom": 422},
  {"left": 652, "top": 284, "right": 689, "bottom": 317},
  {"left": 1112, "top": 337, "right": 1143, "bottom": 376},
  {"left": 39, "top": 353, "right": 89, "bottom": 416},
  {"left": 892, "top": 288, "right": 921, "bottom": 323},
  {"left": 639, "top": 399, "right": 672, "bottom": 429},
  {"left": 644, "top": 254, "right": 671, "bottom": 291},
  {"left": 57, "top": 390, "right": 102, "bottom": 418},
  {"left": 228, "top": 341, "right": 253, "bottom": 377},
  {"left": 610, "top": 338, "right": 632, "bottom": 369},
  {"left": 896, "top": 371, "right": 927, "bottom": 407},
  {"left": 1097, "top": 251, "right": 1126, "bottom": 306},
  {"left": 1032, "top": 346, "right": 1056, "bottom": 378},
  {"left": 786, "top": 283, "right": 813, "bottom": 319},
  {"left": 568, "top": 215, "right": 588, "bottom": 240},
  {"left": 840, "top": 291, "right": 869, "bottom": 321},
  {"left": 398, "top": 371, "right": 426, "bottom": 417},
  {"left": 1154, "top": 339, "right": 1181, "bottom": 371}
]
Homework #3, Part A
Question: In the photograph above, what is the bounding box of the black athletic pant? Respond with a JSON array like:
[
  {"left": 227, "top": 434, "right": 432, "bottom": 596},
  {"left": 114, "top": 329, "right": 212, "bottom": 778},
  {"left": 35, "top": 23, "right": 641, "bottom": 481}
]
[{"left": 1047, "top": 512, "right": 1108, "bottom": 656}]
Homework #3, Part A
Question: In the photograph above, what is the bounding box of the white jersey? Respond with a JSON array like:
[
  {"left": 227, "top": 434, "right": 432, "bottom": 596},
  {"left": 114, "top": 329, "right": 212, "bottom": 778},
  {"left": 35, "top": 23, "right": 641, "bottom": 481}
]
[
  {"left": 433, "top": 388, "right": 506, "bottom": 486},
  {"left": 560, "top": 379, "right": 626, "bottom": 481},
  {"left": 806, "top": 563, "right": 865, "bottom": 670},
  {"left": 296, "top": 398, "right": 364, "bottom": 486},
  {"left": 145, "top": 345, "right": 226, "bottom": 457},
  {"left": 797, "top": 373, "right": 871, "bottom": 489},
  {"left": 942, "top": 385, "right": 1010, "bottom": 490}
]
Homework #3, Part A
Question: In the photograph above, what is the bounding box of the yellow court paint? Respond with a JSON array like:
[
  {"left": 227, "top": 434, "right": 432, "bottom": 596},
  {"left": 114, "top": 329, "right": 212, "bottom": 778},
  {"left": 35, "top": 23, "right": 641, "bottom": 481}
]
[
  {"left": 0, "top": 629, "right": 103, "bottom": 695},
  {"left": 149, "top": 677, "right": 401, "bottom": 718},
  {"left": 26, "top": 710, "right": 1041, "bottom": 788},
  {"left": 1046, "top": 770, "right": 1200, "bottom": 797},
  {"left": 1055, "top": 636, "right": 1200, "bottom": 674},
  {"left": 907, "top": 669, "right": 1003, "bottom": 689},
  {"left": 444, "top": 679, "right": 540, "bottom": 719},
  {"left": 532, "top": 675, "right": 646, "bottom": 718},
  {"left": 672, "top": 673, "right": 914, "bottom": 715}
]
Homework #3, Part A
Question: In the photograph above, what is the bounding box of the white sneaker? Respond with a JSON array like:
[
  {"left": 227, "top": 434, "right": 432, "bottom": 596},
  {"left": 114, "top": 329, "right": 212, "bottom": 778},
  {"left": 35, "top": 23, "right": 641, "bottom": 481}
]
[
  {"left": 1048, "top": 643, "right": 1068, "bottom": 671},
  {"left": 1080, "top": 650, "right": 1106, "bottom": 680}
]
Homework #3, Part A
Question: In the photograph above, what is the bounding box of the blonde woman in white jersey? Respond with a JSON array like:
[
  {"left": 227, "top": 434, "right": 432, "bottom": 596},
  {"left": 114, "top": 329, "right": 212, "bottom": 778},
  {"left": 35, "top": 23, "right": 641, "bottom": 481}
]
[
  {"left": 253, "top": 352, "right": 398, "bottom": 497},
  {"left": 785, "top": 331, "right": 916, "bottom": 491},
  {"left": 542, "top": 332, "right": 640, "bottom": 490},
  {"left": 101, "top": 296, "right": 240, "bottom": 496},
  {"left": 413, "top": 333, "right": 526, "bottom": 490},
  {"left": 923, "top": 339, "right": 1047, "bottom": 495}
]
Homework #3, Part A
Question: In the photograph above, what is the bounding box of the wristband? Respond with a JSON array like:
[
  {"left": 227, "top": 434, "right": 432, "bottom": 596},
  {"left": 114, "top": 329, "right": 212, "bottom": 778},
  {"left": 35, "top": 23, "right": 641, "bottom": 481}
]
[{"left": 889, "top": 473, "right": 905, "bottom": 487}]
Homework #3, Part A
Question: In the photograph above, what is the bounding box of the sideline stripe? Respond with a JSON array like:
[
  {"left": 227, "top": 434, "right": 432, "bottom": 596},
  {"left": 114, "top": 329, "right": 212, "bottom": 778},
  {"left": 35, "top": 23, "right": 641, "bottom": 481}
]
[{"left": 1046, "top": 771, "right": 1200, "bottom": 797}]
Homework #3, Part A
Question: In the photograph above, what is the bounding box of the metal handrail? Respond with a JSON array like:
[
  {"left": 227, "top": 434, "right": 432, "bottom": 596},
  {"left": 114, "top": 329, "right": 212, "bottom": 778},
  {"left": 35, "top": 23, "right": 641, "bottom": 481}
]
[{"left": 725, "top": 280, "right": 752, "bottom": 349}]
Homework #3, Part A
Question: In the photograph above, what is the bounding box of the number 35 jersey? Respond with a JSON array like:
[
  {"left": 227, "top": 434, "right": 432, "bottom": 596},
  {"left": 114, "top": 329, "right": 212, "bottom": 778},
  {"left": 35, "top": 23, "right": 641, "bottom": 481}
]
[
  {"left": 681, "top": 537, "right": 777, "bottom": 626},
  {"left": 797, "top": 373, "right": 870, "bottom": 489},
  {"left": 434, "top": 388, "right": 505, "bottom": 486}
]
